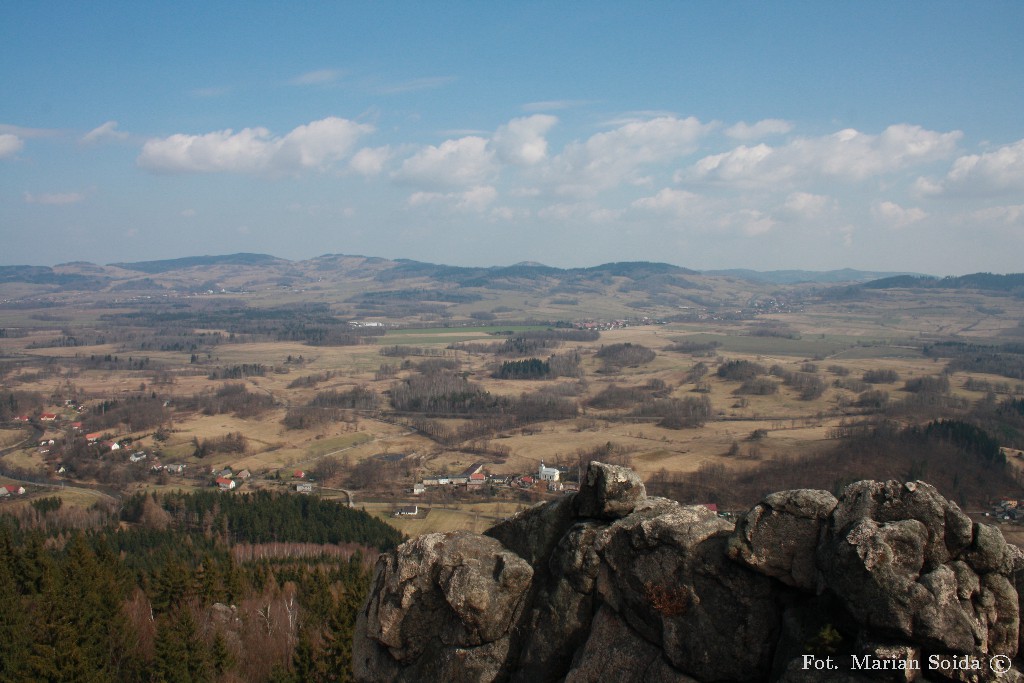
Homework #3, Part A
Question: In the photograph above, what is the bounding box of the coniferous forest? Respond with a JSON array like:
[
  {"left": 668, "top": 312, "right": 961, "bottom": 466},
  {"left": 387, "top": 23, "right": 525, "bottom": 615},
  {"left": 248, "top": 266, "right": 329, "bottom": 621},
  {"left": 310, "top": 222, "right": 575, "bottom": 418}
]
[{"left": 0, "top": 491, "right": 403, "bottom": 682}]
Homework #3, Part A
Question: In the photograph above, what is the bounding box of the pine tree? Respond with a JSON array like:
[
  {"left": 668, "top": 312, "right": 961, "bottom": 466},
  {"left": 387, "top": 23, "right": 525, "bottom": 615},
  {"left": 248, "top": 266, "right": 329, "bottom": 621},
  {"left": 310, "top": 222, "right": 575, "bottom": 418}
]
[
  {"left": 154, "top": 606, "right": 212, "bottom": 683},
  {"left": 323, "top": 583, "right": 367, "bottom": 683},
  {"left": 210, "top": 629, "right": 235, "bottom": 679},
  {"left": 0, "top": 557, "right": 31, "bottom": 683}
]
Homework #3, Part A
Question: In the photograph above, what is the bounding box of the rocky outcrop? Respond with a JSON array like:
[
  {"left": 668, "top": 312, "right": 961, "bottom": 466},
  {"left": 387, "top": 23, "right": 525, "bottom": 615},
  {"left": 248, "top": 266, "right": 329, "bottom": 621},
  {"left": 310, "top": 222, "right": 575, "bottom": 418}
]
[{"left": 355, "top": 464, "right": 1024, "bottom": 682}]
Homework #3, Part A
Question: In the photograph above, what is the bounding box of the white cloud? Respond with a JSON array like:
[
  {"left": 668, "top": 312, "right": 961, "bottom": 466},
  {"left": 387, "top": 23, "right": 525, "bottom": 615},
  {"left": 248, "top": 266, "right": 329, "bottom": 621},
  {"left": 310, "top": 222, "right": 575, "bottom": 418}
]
[
  {"left": 969, "top": 204, "right": 1024, "bottom": 226},
  {"left": 180, "top": 208, "right": 197, "bottom": 218},
  {"left": 491, "top": 115, "right": 557, "bottom": 165},
  {"left": 81, "top": 121, "right": 129, "bottom": 145},
  {"left": 350, "top": 146, "right": 392, "bottom": 176},
  {"left": 549, "top": 116, "right": 714, "bottom": 196},
  {"left": 597, "top": 111, "right": 682, "bottom": 127},
  {"left": 24, "top": 191, "right": 85, "bottom": 205},
  {"left": 274, "top": 118, "right": 370, "bottom": 169},
  {"left": 394, "top": 136, "right": 496, "bottom": 187},
  {"left": 873, "top": 200, "right": 927, "bottom": 228},
  {"left": 725, "top": 119, "right": 793, "bottom": 140},
  {"left": 0, "top": 133, "right": 24, "bottom": 158},
  {"left": 137, "top": 117, "right": 372, "bottom": 173},
  {"left": 929, "top": 139, "right": 1024, "bottom": 196},
  {"left": 631, "top": 188, "right": 702, "bottom": 219},
  {"left": 691, "top": 124, "right": 961, "bottom": 185},
  {"left": 692, "top": 144, "right": 778, "bottom": 183},
  {"left": 782, "top": 192, "right": 831, "bottom": 219}
]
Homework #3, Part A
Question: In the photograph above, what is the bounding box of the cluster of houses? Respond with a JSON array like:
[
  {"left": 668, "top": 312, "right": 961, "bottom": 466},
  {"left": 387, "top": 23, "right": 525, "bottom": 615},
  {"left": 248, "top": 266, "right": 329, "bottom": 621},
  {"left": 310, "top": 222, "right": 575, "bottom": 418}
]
[
  {"left": 13, "top": 400, "right": 88, "bottom": 424},
  {"left": 991, "top": 498, "right": 1024, "bottom": 522},
  {"left": 207, "top": 467, "right": 314, "bottom": 494},
  {"left": 0, "top": 485, "right": 26, "bottom": 498},
  {"left": 152, "top": 462, "right": 186, "bottom": 475},
  {"left": 211, "top": 467, "right": 252, "bottom": 491},
  {"left": 413, "top": 461, "right": 579, "bottom": 496}
]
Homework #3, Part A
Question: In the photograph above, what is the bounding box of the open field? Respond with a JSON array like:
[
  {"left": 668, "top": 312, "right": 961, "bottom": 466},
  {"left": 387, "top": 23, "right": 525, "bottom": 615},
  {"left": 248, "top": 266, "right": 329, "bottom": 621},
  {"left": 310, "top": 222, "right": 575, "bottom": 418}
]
[
  {"left": 357, "top": 501, "right": 527, "bottom": 536},
  {"left": 3, "top": 262, "right": 1024, "bottom": 533}
]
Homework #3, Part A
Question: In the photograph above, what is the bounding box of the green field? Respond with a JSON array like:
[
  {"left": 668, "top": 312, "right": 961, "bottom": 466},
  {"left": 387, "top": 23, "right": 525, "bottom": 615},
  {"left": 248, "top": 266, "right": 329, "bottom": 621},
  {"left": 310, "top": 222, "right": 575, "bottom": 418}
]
[{"left": 305, "top": 433, "right": 372, "bottom": 458}]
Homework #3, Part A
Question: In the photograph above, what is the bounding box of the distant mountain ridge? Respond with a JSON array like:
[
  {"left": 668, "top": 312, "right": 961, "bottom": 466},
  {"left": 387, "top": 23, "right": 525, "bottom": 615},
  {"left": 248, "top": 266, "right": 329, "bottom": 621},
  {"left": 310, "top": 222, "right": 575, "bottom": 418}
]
[
  {"left": 705, "top": 267, "right": 928, "bottom": 284},
  {"left": 110, "top": 252, "right": 284, "bottom": 274},
  {"left": 0, "top": 253, "right": 1017, "bottom": 308}
]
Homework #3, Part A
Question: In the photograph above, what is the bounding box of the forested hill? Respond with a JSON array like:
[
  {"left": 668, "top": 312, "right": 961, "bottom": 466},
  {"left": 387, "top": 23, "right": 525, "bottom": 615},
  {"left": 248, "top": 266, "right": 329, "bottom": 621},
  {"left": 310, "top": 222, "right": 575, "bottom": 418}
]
[
  {"left": 112, "top": 252, "right": 285, "bottom": 274},
  {"left": 0, "top": 490, "right": 403, "bottom": 682},
  {"left": 861, "top": 272, "right": 1024, "bottom": 292}
]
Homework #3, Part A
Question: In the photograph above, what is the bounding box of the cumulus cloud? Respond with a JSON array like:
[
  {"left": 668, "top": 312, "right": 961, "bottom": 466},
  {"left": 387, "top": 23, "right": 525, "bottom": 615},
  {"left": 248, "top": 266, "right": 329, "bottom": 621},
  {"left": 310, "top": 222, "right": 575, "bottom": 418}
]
[
  {"left": 0, "top": 133, "right": 24, "bottom": 158},
  {"left": 969, "top": 204, "right": 1024, "bottom": 226},
  {"left": 137, "top": 117, "right": 373, "bottom": 173},
  {"left": 491, "top": 115, "right": 557, "bottom": 165},
  {"left": 924, "top": 139, "right": 1024, "bottom": 196},
  {"left": 782, "top": 191, "right": 831, "bottom": 219},
  {"left": 24, "top": 191, "right": 85, "bottom": 205},
  {"left": 692, "top": 144, "right": 778, "bottom": 183},
  {"left": 81, "top": 121, "right": 129, "bottom": 145},
  {"left": 691, "top": 124, "right": 961, "bottom": 185},
  {"left": 873, "top": 200, "right": 927, "bottom": 228},
  {"left": 725, "top": 119, "right": 793, "bottom": 140},
  {"left": 350, "top": 146, "right": 393, "bottom": 176},
  {"left": 394, "top": 136, "right": 496, "bottom": 187},
  {"left": 549, "top": 116, "right": 715, "bottom": 196},
  {"left": 631, "top": 188, "right": 702, "bottom": 219}
]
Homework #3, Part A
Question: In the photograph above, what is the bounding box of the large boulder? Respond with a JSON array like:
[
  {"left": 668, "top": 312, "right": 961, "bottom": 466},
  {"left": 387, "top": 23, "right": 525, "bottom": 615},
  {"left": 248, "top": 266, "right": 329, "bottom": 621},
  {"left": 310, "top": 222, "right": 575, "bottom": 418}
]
[
  {"left": 353, "top": 467, "right": 1024, "bottom": 683},
  {"left": 575, "top": 461, "right": 647, "bottom": 519},
  {"left": 820, "top": 481, "right": 1019, "bottom": 659},
  {"left": 594, "top": 500, "right": 779, "bottom": 680},
  {"left": 353, "top": 531, "right": 533, "bottom": 682},
  {"left": 728, "top": 488, "right": 838, "bottom": 590}
]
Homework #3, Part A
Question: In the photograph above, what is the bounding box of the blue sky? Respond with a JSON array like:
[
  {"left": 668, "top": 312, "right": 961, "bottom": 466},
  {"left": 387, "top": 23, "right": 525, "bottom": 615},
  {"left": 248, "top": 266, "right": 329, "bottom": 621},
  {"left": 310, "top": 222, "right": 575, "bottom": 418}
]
[{"left": 2, "top": 1, "right": 1023, "bottom": 274}]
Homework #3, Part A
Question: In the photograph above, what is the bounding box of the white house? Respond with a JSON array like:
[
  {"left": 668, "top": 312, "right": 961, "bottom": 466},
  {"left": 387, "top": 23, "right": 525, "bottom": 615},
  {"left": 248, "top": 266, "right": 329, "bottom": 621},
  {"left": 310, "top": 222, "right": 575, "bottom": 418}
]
[{"left": 538, "top": 461, "right": 560, "bottom": 482}]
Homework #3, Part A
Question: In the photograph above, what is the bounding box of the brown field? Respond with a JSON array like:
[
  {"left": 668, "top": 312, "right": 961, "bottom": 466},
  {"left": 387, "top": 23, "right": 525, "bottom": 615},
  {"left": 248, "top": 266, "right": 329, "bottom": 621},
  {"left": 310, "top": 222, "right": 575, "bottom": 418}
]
[
  {"left": 357, "top": 501, "right": 526, "bottom": 536},
  {"left": 3, "top": 275, "right": 1024, "bottom": 536}
]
